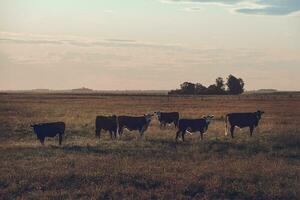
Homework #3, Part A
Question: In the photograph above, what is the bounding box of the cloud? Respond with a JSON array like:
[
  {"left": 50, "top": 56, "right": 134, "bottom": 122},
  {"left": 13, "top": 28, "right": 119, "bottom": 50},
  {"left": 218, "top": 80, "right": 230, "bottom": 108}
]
[
  {"left": 0, "top": 38, "right": 63, "bottom": 45},
  {"left": 105, "top": 39, "right": 136, "bottom": 43},
  {"left": 162, "top": 0, "right": 241, "bottom": 4},
  {"left": 236, "top": 0, "right": 300, "bottom": 16},
  {"left": 0, "top": 31, "right": 181, "bottom": 50},
  {"left": 163, "top": 0, "right": 300, "bottom": 16},
  {"left": 183, "top": 7, "right": 203, "bottom": 12}
]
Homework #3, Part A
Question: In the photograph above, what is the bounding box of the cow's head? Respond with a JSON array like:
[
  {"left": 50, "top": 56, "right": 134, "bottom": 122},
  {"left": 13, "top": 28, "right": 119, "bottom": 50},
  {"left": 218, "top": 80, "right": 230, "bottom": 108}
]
[
  {"left": 30, "top": 124, "right": 38, "bottom": 134},
  {"left": 256, "top": 110, "right": 265, "bottom": 120},
  {"left": 202, "top": 115, "right": 214, "bottom": 124},
  {"left": 30, "top": 123, "right": 39, "bottom": 128},
  {"left": 144, "top": 114, "right": 154, "bottom": 123},
  {"left": 154, "top": 111, "right": 161, "bottom": 120}
]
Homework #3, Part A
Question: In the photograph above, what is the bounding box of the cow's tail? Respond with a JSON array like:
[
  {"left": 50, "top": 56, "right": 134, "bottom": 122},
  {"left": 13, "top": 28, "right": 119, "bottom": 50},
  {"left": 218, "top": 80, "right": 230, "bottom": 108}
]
[
  {"left": 116, "top": 117, "right": 120, "bottom": 137},
  {"left": 225, "top": 114, "right": 228, "bottom": 136}
]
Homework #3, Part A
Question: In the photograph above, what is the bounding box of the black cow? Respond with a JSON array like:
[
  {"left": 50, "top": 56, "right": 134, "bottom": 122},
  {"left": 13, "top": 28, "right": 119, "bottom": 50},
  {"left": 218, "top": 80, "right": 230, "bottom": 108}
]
[
  {"left": 176, "top": 115, "right": 214, "bottom": 141},
  {"left": 118, "top": 114, "right": 153, "bottom": 137},
  {"left": 225, "top": 110, "right": 265, "bottom": 138},
  {"left": 30, "top": 122, "right": 65, "bottom": 145},
  {"left": 95, "top": 115, "right": 118, "bottom": 139},
  {"left": 154, "top": 111, "right": 179, "bottom": 128}
]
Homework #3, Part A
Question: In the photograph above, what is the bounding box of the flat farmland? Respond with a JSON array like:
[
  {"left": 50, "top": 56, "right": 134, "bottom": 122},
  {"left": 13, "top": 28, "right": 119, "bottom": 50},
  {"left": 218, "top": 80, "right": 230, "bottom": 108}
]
[{"left": 0, "top": 93, "right": 299, "bottom": 199}]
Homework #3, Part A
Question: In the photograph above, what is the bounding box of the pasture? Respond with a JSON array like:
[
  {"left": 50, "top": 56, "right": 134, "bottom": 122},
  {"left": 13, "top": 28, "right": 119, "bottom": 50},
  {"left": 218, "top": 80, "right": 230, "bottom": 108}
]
[{"left": 0, "top": 93, "right": 299, "bottom": 199}]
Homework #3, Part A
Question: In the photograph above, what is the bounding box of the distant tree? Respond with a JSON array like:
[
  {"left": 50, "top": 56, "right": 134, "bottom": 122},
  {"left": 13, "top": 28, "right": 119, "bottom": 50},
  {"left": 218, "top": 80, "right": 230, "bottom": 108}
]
[
  {"left": 206, "top": 84, "right": 219, "bottom": 95},
  {"left": 215, "top": 77, "right": 225, "bottom": 91},
  {"left": 168, "top": 75, "right": 245, "bottom": 95},
  {"left": 180, "top": 82, "right": 195, "bottom": 94},
  {"left": 195, "top": 83, "right": 207, "bottom": 94},
  {"left": 168, "top": 89, "right": 182, "bottom": 95},
  {"left": 226, "top": 75, "right": 244, "bottom": 95}
]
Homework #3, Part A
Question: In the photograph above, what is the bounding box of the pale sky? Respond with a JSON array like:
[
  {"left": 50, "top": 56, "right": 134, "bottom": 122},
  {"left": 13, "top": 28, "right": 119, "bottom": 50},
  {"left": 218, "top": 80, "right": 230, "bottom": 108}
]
[{"left": 0, "top": 0, "right": 299, "bottom": 90}]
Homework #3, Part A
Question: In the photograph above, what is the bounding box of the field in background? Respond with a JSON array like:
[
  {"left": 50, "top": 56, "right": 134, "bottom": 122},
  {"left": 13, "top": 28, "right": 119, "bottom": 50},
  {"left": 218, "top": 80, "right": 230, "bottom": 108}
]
[{"left": 0, "top": 93, "right": 299, "bottom": 199}]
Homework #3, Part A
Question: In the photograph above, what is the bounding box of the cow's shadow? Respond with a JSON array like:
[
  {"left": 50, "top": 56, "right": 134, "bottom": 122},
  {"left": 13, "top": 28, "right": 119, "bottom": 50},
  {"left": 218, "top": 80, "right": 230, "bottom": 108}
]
[
  {"left": 9, "top": 132, "right": 300, "bottom": 161},
  {"left": 59, "top": 142, "right": 176, "bottom": 159}
]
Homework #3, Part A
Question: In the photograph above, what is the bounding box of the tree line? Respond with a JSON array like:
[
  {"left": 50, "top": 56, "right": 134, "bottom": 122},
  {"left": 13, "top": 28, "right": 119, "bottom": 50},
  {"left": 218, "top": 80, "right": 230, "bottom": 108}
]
[{"left": 168, "top": 74, "right": 245, "bottom": 95}]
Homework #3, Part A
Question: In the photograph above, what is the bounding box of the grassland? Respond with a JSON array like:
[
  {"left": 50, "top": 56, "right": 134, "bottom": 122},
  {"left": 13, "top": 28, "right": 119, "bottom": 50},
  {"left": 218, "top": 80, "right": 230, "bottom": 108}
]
[{"left": 0, "top": 93, "right": 299, "bottom": 199}]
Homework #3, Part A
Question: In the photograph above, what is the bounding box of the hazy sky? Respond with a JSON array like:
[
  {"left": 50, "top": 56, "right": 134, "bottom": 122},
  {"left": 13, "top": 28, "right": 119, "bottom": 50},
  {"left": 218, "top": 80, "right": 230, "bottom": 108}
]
[{"left": 0, "top": 0, "right": 299, "bottom": 90}]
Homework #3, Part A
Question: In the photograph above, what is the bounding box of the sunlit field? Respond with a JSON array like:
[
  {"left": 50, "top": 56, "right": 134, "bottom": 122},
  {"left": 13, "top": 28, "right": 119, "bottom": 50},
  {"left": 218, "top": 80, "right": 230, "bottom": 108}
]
[{"left": 0, "top": 93, "right": 299, "bottom": 199}]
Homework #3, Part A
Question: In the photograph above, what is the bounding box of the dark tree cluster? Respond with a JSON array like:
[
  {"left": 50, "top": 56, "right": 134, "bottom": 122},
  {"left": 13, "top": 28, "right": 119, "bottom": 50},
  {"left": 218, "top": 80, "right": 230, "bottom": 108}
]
[{"left": 168, "top": 75, "right": 244, "bottom": 95}]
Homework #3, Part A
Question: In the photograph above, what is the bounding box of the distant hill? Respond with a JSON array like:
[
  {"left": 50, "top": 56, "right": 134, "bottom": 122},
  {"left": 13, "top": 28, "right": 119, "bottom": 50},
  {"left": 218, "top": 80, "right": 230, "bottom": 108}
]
[
  {"left": 245, "top": 89, "right": 278, "bottom": 94},
  {"left": 0, "top": 88, "right": 168, "bottom": 95},
  {"left": 71, "top": 87, "right": 94, "bottom": 93},
  {"left": 30, "top": 89, "right": 51, "bottom": 93}
]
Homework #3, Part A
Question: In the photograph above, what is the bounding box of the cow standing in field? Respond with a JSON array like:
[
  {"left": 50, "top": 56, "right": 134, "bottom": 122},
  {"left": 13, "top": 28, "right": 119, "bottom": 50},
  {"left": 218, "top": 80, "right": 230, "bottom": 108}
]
[
  {"left": 118, "top": 114, "right": 153, "bottom": 137},
  {"left": 225, "top": 110, "right": 265, "bottom": 138},
  {"left": 176, "top": 115, "right": 214, "bottom": 142},
  {"left": 95, "top": 115, "right": 118, "bottom": 139},
  {"left": 30, "top": 122, "right": 65, "bottom": 145},
  {"left": 154, "top": 111, "right": 179, "bottom": 128}
]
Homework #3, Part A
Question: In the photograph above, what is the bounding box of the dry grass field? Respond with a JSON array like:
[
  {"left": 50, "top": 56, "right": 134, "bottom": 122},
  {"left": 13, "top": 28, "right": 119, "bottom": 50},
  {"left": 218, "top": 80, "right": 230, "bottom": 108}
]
[{"left": 0, "top": 93, "right": 299, "bottom": 199}]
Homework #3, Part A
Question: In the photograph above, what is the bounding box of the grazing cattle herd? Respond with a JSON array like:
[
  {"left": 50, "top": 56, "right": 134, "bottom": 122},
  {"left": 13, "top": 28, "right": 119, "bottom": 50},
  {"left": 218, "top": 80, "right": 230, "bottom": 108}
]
[{"left": 30, "top": 110, "right": 265, "bottom": 145}]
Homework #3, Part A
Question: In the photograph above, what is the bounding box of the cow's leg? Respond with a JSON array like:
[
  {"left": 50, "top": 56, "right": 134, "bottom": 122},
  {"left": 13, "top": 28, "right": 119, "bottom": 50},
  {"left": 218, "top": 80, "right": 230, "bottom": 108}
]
[
  {"left": 182, "top": 131, "right": 186, "bottom": 142},
  {"left": 230, "top": 126, "right": 235, "bottom": 138},
  {"left": 175, "top": 130, "right": 181, "bottom": 141},
  {"left": 119, "top": 126, "right": 124, "bottom": 136},
  {"left": 59, "top": 134, "right": 63, "bottom": 145},
  {"left": 140, "top": 131, "right": 144, "bottom": 139},
  {"left": 95, "top": 128, "right": 101, "bottom": 139},
  {"left": 249, "top": 126, "right": 254, "bottom": 137},
  {"left": 109, "top": 130, "right": 113, "bottom": 139},
  {"left": 200, "top": 132, "right": 204, "bottom": 140},
  {"left": 139, "top": 127, "right": 146, "bottom": 139},
  {"left": 113, "top": 130, "right": 117, "bottom": 139},
  {"left": 39, "top": 137, "right": 45, "bottom": 145},
  {"left": 118, "top": 126, "right": 123, "bottom": 136}
]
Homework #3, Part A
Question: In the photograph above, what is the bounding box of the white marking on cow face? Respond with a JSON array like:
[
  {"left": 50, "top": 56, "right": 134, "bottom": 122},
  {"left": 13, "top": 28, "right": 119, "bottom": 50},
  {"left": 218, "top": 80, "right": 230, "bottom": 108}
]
[
  {"left": 203, "top": 115, "right": 214, "bottom": 124},
  {"left": 141, "top": 115, "right": 153, "bottom": 134},
  {"left": 256, "top": 110, "right": 265, "bottom": 120},
  {"left": 144, "top": 114, "right": 153, "bottom": 123},
  {"left": 154, "top": 111, "right": 161, "bottom": 120}
]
